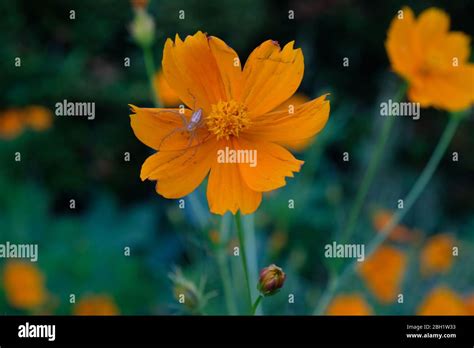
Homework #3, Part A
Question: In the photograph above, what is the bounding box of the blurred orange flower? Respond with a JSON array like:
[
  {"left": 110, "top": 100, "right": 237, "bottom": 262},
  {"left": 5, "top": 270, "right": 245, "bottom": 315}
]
[
  {"left": 372, "top": 209, "right": 420, "bottom": 243},
  {"left": 358, "top": 245, "right": 407, "bottom": 303},
  {"left": 74, "top": 295, "right": 119, "bottom": 315},
  {"left": 420, "top": 233, "right": 455, "bottom": 276},
  {"left": 154, "top": 70, "right": 181, "bottom": 107},
  {"left": 464, "top": 294, "right": 474, "bottom": 315},
  {"left": 3, "top": 261, "right": 47, "bottom": 310},
  {"left": 130, "top": 31, "right": 330, "bottom": 215},
  {"left": 130, "top": 0, "right": 148, "bottom": 10},
  {"left": 0, "top": 109, "right": 24, "bottom": 139},
  {"left": 386, "top": 7, "right": 474, "bottom": 111},
  {"left": 326, "top": 294, "right": 373, "bottom": 315},
  {"left": 417, "top": 286, "right": 468, "bottom": 315},
  {"left": 23, "top": 106, "right": 53, "bottom": 131}
]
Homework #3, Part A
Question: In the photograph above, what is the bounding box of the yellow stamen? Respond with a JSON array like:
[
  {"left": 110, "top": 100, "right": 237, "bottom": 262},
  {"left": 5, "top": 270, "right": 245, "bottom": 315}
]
[{"left": 206, "top": 100, "right": 250, "bottom": 140}]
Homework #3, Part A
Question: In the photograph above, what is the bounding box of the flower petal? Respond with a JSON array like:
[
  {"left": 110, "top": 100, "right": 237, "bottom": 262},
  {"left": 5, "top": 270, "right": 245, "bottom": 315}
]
[
  {"left": 130, "top": 105, "right": 200, "bottom": 151},
  {"left": 141, "top": 138, "right": 217, "bottom": 198},
  {"left": 408, "top": 64, "right": 474, "bottom": 111},
  {"left": 244, "top": 94, "right": 330, "bottom": 148},
  {"left": 416, "top": 8, "right": 450, "bottom": 51},
  {"left": 358, "top": 245, "right": 407, "bottom": 303},
  {"left": 162, "top": 31, "right": 231, "bottom": 113},
  {"left": 207, "top": 140, "right": 262, "bottom": 214},
  {"left": 385, "top": 7, "right": 420, "bottom": 81},
  {"left": 240, "top": 40, "right": 304, "bottom": 116},
  {"left": 234, "top": 137, "right": 303, "bottom": 192},
  {"left": 442, "top": 32, "right": 471, "bottom": 64},
  {"left": 208, "top": 36, "right": 243, "bottom": 100}
]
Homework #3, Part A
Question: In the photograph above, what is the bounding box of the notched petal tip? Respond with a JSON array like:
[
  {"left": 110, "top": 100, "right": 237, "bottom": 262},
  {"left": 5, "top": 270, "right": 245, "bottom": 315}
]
[{"left": 129, "top": 104, "right": 140, "bottom": 117}]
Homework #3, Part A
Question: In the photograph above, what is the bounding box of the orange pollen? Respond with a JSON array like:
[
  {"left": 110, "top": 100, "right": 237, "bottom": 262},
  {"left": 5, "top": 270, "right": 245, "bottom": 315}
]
[{"left": 206, "top": 100, "right": 250, "bottom": 140}]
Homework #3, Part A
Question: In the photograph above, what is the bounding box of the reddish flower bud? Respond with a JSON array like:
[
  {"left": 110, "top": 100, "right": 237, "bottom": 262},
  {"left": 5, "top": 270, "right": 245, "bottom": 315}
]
[{"left": 258, "top": 264, "right": 286, "bottom": 296}]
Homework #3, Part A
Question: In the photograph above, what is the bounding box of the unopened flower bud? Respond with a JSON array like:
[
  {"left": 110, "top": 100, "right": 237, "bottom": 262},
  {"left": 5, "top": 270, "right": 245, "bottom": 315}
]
[
  {"left": 130, "top": 0, "right": 149, "bottom": 10},
  {"left": 130, "top": 8, "right": 155, "bottom": 48},
  {"left": 258, "top": 264, "right": 286, "bottom": 296}
]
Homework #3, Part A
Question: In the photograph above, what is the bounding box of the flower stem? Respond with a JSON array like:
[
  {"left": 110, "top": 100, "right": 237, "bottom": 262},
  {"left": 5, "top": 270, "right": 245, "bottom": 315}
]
[
  {"left": 217, "top": 214, "right": 238, "bottom": 315},
  {"left": 142, "top": 45, "right": 161, "bottom": 107},
  {"left": 340, "top": 83, "right": 407, "bottom": 243},
  {"left": 235, "top": 212, "right": 252, "bottom": 314},
  {"left": 252, "top": 295, "right": 263, "bottom": 315},
  {"left": 314, "top": 115, "right": 461, "bottom": 314}
]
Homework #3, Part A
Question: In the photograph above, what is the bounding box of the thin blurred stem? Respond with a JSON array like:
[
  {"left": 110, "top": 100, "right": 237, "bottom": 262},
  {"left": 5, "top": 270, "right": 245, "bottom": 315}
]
[
  {"left": 235, "top": 212, "right": 252, "bottom": 314},
  {"left": 251, "top": 295, "right": 263, "bottom": 315},
  {"left": 314, "top": 115, "right": 461, "bottom": 315},
  {"left": 142, "top": 45, "right": 161, "bottom": 107},
  {"left": 340, "top": 83, "right": 407, "bottom": 243},
  {"left": 217, "top": 214, "right": 237, "bottom": 315},
  {"left": 241, "top": 213, "right": 262, "bottom": 315}
]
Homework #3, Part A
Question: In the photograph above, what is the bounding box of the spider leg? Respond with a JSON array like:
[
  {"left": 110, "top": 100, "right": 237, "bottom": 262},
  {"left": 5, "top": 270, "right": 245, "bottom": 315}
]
[
  {"left": 158, "top": 126, "right": 187, "bottom": 151},
  {"left": 157, "top": 109, "right": 188, "bottom": 128}
]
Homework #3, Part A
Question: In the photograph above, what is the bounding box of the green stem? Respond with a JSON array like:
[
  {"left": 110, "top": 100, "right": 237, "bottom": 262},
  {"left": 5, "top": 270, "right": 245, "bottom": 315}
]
[
  {"left": 235, "top": 212, "right": 252, "bottom": 314},
  {"left": 142, "top": 45, "right": 161, "bottom": 107},
  {"left": 314, "top": 115, "right": 461, "bottom": 315},
  {"left": 252, "top": 295, "right": 263, "bottom": 315},
  {"left": 217, "top": 214, "right": 238, "bottom": 315},
  {"left": 340, "top": 84, "right": 407, "bottom": 243}
]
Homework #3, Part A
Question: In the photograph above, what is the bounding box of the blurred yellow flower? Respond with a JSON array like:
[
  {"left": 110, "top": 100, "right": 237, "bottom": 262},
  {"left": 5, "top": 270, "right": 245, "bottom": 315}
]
[
  {"left": 154, "top": 70, "right": 181, "bottom": 107},
  {"left": 326, "top": 294, "right": 373, "bottom": 315},
  {"left": 3, "top": 261, "right": 47, "bottom": 310},
  {"left": 0, "top": 109, "right": 24, "bottom": 140},
  {"left": 358, "top": 245, "right": 407, "bottom": 303},
  {"left": 74, "top": 294, "right": 119, "bottom": 315},
  {"left": 131, "top": 31, "right": 330, "bottom": 215},
  {"left": 386, "top": 7, "right": 474, "bottom": 111},
  {"left": 417, "top": 286, "right": 468, "bottom": 315},
  {"left": 420, "top": 233, "right": 455, "bottom": 276},
  {"left": 372, "top": 209, "right": 420, "bottom": 243},
  {"left": 23, "top": 106, "right": 53, "bottom": 131}
]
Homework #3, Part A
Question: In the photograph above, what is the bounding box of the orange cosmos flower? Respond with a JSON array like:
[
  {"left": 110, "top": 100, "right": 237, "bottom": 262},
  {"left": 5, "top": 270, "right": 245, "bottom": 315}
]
[
  {"left": 326, "top": 294, "right": 373, "bottom": 315},
  {"left": 464, "top": 294, "right": 474, "bottom": 315},
  {"left": 357, "top": 245, "right": 407, "bottom": 303},
  {"left": 3, "top": 261, "right": 47, "bottom": 310},
  {"left": 420, "top": 233, "right": 455, "bottom": 276},
  {"left": 372, "top": 209, "right": 421, "bottom": 243},
  {"left": 130, "top": 31, "right": 330, "bottom": 215},
  {"left": 0, "top": 109, "right": 24, "bottom": 140},
  {"left": 386, "top": 7, "right": 474, "bottom": 111},
  {"left": 153, "top": 70, "right": 181, "bottom": 107},
  {"left": 417, "top": 286, "right": 468, "bottom": 315},
  {"left": 74, "top": 294, "right": 119, "bottom": 315},
  {"left": 23, "top": 106, "right": 53, "bottom": 131}
]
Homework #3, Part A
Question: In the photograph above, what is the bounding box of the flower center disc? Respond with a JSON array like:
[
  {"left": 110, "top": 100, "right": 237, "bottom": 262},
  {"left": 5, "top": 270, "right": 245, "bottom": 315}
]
[{"left": 206, "top": 100, "right": 250, "bottom": 140}]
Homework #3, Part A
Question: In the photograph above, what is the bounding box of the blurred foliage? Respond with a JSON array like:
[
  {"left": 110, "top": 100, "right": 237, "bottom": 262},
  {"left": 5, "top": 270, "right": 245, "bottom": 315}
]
[{"left": 0, "top": 0, "right": 473, "bottom": 314}]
